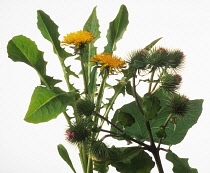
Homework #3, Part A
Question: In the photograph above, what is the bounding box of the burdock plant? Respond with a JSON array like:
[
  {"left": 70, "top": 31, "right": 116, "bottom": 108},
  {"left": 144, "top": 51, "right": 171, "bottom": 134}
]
[{"left": 7, "top": 5, "right": 203, "bottom": 173}]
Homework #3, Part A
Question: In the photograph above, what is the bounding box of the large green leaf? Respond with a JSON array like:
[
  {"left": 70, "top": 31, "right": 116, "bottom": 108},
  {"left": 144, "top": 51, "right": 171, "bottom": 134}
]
[
  {"left": 111, "top": 89, "right": 203, "bottom": 145},
  {"left": 104, "top": 4, "right": 129, "bottom": 53},
  {"left": 37, "top": 10, "right": 71, "bottom": 60},
  {"left": 7, "top": 35, "right": 60, "bottom": 88},
  {"left": 109, "top": 147, "right": 155, "bottom": 173},
  {"left": 24, "top": 86, "right": 72, "bottom": 123},
  {"left": 7, "top": 35, "right": 46, "bottom": 74},
  {"left": 83, "top": 7, "right": 100, "bottom": 95},
  {"left": 166, "top": 150, "right": 198, "bottom": 173},
  {"left": 57, "top": 144, "right": 77, "bottom": 173}
]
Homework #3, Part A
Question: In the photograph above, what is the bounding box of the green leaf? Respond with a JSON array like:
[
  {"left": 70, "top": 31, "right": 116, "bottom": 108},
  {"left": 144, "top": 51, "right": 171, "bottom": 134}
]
[
  {"left": 7, "top": 35, "right": 60, "bottom": 88},
  {"left": 57, "top": 144, "right": 77, "bottom": 173},
  {"left": 104, "top": 4, "right": 129, "bottom": 53},
  {"left": 118, "top": 111, "right": 135, "bottom": 127},
  {"left": 166, "top": 150, "right": 198, "bottom": 173},
  {"left": 83, "top": 7, "right": 100, "bottom": 95},
  {"left": 111, "top": 89, "right": 203, "bottom": 145},
  {"left": 93, "top": 160, "right": 109, "bottom": 173},
  {"left": 104, "top": 82, "right": 125, "bottom": 111},
  {"left": 24, "top": 86, "right": 72, "bottom": 123},
  {"left": 7, "top": 35, "right": 46, "bottom": 74},
  {"left": 142, "top": 93, "right": 161, "bottom": 121},
  {"left": 37, "top": 10, "right": 71, "bottom": 60},
  {"left": 144, "top": 37, "right": 162, "bottom": 51},
  {"left": 83, "top": 6, "right": 100, "bottom": 41},
  {"left": 109, "top": 147, "right": 155, "bottom": 173}
]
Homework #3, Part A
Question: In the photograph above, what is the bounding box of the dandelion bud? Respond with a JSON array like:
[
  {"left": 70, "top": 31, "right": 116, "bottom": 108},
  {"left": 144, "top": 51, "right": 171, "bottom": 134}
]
[
  {"left": 167, "top": 94, "right": 190, "bottom": 117},
  {"left": 89, "top": 140, "right": 110, "bottom": 161},
  {"left": 76, "top": 98, "right": 95, "bottom": 117}
]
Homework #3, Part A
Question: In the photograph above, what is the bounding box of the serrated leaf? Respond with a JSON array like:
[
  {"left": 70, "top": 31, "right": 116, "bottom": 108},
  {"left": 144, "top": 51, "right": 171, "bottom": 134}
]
[
  {"left": 57, "top": 144, "right": 76, "bottom": 173},
  {"left": 24, "top": 86, "right": 72, "bottom": 123},
  {"left": 37, "top": 10, "right": 71, "bottom": 60},
  {"left": 111, "top": 89, "right": 203, "bottom": 145},
  {"left": 104, "top": 4, "right": 129, "bottom": 53},
  {"left": 66, "top": 65, "right": 79, "bottom": 78},
  {"left": 7, "top": 35, "right": 60, "bottom": 88},
  {"left": 104, "top": 83, "right": 125, "bottom": 111},
  {"left": 83, "top": 7, "right": 100, "bottom": 95},
  {"left": 110, "top": 147, "right": 155, "bottom": 173},
  {"left": 7, "top": 35, "right": 46, "bottom": 74},
  {"left": 166, "top": 150, "right": 198, "bottom": 173}
]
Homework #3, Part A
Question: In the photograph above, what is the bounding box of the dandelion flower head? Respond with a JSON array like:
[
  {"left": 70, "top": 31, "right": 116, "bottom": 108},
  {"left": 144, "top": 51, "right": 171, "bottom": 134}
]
[
  {"left": 61, "top": 30, "right": 95, "bottom": 48},
  {"left": 90, "top": 53, "right": 126, "bottom": 73}
]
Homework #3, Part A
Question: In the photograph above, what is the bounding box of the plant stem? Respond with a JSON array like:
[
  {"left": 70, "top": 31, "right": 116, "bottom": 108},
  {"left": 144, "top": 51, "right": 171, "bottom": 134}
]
[
  {"left": 132, "top": 71, "right": 164, "bottom": 172},
  {"left": 148, "top": 70, "right": 155, "bottom": 93},
  {"left": 132, "top": 72, "right": 154, "bottom": 145},
  {"left": 95, "top": 113, "right": 150, "bottom": 148},
  {"left": 151, "top": 148, "right": 164, "bottom": 173},
  {"left": 157, "top": 114, "right": 173, "bottom": 149},
  {"left": 80, "top": 49, "right": 89, "bottom": 95},
  {"left": 95, "top": 112, "right": 123, "bottom": 133},
  {"left": 95, "top": 71, "right": 108, "bottom": 113},
  {"left": 86, "top": 157, "right": 93, "bottom": 173}
]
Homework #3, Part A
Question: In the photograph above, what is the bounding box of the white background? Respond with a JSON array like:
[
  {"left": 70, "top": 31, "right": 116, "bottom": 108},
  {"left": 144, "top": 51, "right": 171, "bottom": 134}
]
[{"left": 1, "top": 0, "right": 210, "bottom": 172}]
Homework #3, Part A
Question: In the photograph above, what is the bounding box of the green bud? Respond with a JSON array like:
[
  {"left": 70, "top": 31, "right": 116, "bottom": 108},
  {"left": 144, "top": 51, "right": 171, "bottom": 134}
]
[
  {"left": 166, "top": 50, "right": 185, "bottom": 69},
  {"left": 156, "top": 125, "right": 167, "bottom": 139},
  {"left": 147, "top": 47, "right": 169, "bottom": 70},
  {"left": 76, "top": 97, "right": 95, "bottom": 116},
  {"left": 65, "top": 120, "right": 91, "bottom": 145},
  {"left": 167, "top": 94, "right": 190, "bottom": 117},
  {"left": 89, "top": 140, "right": 110, "bottom": 161},
  {"left": 128, "top": 49, "right": 148, "bottom": 72},
  {"left": 160, "top": 73, "right": 182, "bottom": 92},
  {"left": 147, "top": 47, "right": 185, "bottom": 70}
]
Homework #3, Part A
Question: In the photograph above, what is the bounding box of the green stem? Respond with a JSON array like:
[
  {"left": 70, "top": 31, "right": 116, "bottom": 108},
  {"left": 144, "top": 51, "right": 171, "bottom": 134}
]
[
  {"left": 95, "top": 71, "right": 108, "bottom": 113},
  {"left": 148, "top": 70, "right": 155, "bottom": 93},
  {"left": 59, "top": 57, "right": 74, "bottom": 92},
  {"left": 86, "top": 157, "right": 93, "bottom": 173},
  {"left": 157, "top": 113, "right": 173, "bottom": 149},
  {"left": 80, "top": 50, "right": 89, "bottom": 95},
  {"left": 132, "top": 72, "right": 155, "bottom": 146},
  {"left": 79, "top": 150, "right": 87, "bottom": 173},
  {"left": 63, "top": 112, "right": 71, "bottom": 126},
  {"left": 37, "top": 72, "right": 52, "bottom": 89}
]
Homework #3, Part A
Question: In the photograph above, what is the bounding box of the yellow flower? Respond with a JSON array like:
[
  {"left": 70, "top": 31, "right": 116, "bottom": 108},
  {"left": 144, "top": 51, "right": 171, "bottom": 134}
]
[
  {"left": 61, "top": 30, "right": 95, "bottom": 48},
  {"left": 90, "top": 53, "right": 126, "bottom": 73}
]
